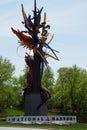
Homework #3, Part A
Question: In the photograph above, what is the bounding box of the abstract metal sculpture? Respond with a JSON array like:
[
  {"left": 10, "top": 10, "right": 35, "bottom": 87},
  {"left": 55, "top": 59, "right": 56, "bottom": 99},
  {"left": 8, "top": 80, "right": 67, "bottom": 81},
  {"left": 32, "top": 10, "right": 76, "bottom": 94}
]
[{"left": 11, "top": 0, "right": 59, "bottom": 116}]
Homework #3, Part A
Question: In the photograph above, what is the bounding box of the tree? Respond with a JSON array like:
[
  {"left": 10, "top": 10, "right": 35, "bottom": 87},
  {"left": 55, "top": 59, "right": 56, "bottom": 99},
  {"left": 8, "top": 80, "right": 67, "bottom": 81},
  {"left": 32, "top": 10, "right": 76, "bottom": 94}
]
[
  {"left": 42, "top": 66, "right": 55, "bottom": 90},
  {"left": 76, "top": 78, "right": 87, "bottom": 122},
  {"left": 54, "top": 65, "right": 87, "bottom": 118},
  {"left": 18, "top": 66, "right": 28, "bottom": 90},
  {"left": 41, "top": 66, "right": 55, "bottom": 109},
  {"left": 0, "top": 56, "right": 21, "bottom": 109},
  {"left": 0, "top": 56, "right": 15, "bottom": 86}
]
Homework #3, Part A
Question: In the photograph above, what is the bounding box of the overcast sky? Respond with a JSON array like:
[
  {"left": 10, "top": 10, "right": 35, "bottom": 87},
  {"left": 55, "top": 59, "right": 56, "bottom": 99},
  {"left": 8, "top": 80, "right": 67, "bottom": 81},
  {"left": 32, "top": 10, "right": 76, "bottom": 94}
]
[{"left": 0, "top": 0, "right": 87, "bottom": 78}]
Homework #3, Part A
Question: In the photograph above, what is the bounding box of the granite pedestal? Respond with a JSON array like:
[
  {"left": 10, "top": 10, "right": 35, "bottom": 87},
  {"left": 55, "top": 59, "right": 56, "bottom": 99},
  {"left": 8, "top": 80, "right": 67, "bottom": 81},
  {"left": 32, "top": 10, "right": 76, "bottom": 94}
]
[{"left": 24, "top": 93, "right": 47, "bottom": 116}]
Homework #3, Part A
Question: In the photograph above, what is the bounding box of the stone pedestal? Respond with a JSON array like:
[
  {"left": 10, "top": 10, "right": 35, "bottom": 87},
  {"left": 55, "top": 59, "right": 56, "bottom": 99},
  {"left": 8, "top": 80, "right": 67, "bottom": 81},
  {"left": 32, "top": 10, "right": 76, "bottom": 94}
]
[{"left": 24, "top": 93, "right": 47, "bottom": 116}]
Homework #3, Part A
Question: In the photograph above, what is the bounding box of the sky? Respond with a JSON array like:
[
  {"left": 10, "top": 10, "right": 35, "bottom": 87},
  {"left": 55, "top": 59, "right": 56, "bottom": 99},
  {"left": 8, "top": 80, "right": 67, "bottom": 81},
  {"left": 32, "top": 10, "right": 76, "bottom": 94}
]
[{"left": 0, "top": 0, "right": 87, "bottom": 78}]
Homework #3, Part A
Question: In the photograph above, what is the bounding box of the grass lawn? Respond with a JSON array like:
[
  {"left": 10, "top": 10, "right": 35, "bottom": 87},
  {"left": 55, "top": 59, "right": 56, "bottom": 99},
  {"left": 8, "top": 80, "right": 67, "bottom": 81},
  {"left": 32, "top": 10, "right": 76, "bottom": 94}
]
[{"left": 0, "top": 121, "right": 87, "bottom": 130}]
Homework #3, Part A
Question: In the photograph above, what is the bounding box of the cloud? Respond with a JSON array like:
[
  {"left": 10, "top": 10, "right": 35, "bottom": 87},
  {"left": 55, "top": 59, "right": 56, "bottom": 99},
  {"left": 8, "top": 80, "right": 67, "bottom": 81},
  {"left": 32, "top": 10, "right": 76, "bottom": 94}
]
[
  {"left": 1, "top": 0, "right": 87, "bottom": 37},
  {"left": 0, "top": 0, "right": 33, "bottom": 37},
  {"left": 0, "top": 2, "right": 23, "bottom": 37},
  {"left": 47, "top": 0, "right": 87, "bottom": 36},
  {"left": 0, "top": 0, "right": 15, "bottom": 5}
]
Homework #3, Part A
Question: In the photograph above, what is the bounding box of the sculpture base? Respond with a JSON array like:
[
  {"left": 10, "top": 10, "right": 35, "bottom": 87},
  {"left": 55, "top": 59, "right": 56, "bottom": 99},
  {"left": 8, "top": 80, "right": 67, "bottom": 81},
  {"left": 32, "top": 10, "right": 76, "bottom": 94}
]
[
  {"left": 7, "top": 116, "right": 77, "bottom": 125},
  {"left": 24, "top": 93, "right": 48, "bottom": 116}
]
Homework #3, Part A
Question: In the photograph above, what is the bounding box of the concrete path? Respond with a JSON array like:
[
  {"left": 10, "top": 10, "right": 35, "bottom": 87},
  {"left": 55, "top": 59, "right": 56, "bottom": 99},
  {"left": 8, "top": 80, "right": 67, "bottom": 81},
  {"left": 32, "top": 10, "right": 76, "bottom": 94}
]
[{"left": 0, "top": 127, "right": 48, "bottom": 130}]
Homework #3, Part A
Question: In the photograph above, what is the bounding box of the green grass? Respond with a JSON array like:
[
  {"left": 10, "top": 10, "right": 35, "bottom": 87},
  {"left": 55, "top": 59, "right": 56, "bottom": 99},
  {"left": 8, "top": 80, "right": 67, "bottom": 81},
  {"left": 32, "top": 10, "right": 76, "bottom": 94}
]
[
  {"left": 0, "top": 121, "right": 87, "bottom": 130},
  {"left": 0, "top": 109, "right": 24, "bottom": 116}
]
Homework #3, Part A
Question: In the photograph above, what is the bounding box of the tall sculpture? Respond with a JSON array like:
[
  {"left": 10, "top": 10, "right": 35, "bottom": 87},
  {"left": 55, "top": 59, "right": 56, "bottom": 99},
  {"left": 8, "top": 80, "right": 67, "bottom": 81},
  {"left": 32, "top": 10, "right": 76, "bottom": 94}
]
[{"left": 11, "top": 0, "right": 59, "bottom": 116}]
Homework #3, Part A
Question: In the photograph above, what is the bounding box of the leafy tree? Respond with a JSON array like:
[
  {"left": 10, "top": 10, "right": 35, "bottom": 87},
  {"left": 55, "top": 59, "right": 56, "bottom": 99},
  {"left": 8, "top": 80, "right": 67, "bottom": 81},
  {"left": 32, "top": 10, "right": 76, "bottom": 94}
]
[
  {"left": 54, "top": 65, "right": 87, "bottom": 118},
  {"left": 0, "top": 56, "right": 21, "bottom": 109},
  {"left": 18, "top": 66, "right": 28, "bottom": 91},
  {"left": 76, "top": 78, "right": 87, "bottom": 122},
  {"left": 41, "top": 66, "right": 55, "bottom": 109},
  {"left": 0, "top": 56, "right": 15, "bottom": 85},
  {"left": 42, "top": 66, "right": 55, "bottom": 90}
]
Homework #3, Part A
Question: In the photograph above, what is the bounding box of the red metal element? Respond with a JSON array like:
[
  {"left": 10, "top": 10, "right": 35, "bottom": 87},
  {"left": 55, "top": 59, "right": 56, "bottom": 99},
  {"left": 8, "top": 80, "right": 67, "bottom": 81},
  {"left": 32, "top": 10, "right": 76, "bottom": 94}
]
[{"left": 25, "top": 54, "right": 34, "bottom": 92}]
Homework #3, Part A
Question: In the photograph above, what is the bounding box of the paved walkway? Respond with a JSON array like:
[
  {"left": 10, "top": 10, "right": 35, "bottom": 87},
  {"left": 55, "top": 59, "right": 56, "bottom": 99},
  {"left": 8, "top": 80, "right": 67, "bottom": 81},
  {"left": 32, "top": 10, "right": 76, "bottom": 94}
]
[{"left": 0, "top": 127, "right": 48, "bottom": 130}]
